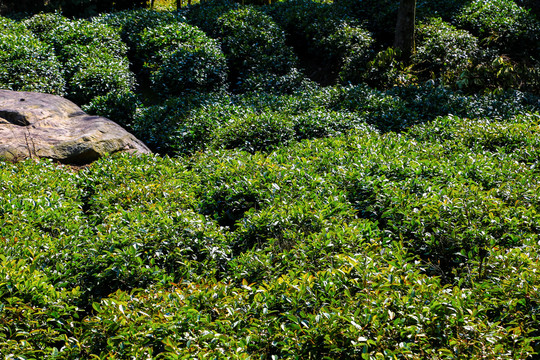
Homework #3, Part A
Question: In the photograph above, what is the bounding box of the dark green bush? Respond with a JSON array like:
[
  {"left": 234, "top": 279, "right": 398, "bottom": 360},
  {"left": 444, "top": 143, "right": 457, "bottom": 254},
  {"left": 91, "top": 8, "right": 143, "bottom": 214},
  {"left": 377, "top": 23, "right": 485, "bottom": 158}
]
[
  {"left": 23, "top": 12, "right": 67, "bottom": 37},
  {"left": 268, "top": 0, "right": 373, "bottom": 85},
  {"left": 131, "top": 94, "right": 234, "bottom": 154},
  {"left": 64, "top": 47, "right": 135, "bottom": 105},
  {"left": 333, "top": 23, "right": 375, "bottom": 84},
  {"left": 137, "top": 22, "right": 227, "bottom": 96},
  {"left": 213, "top": 6, "right": 302, "bottom": 92},
  {"left": 211, "top": 111, "right": 296, "bottom": 153},
  {"left": 82, "top": 90, "right": 141, "bottom": 129},
  {"left": 415, "top": 0, "right": 471, "bottom": 21},
  {"left": 330, "top": 83, "right": 540, "bottom": 132},
  {"left": 185, "top": 0, "right": 239, "bottom": 35},
  {"left": 45, "top": 17, "right": 127, "bottom": 62},
  {"left": 0, "top": 17, "right": 65, "bottom": 94},
  {"left": 414, "top": 17, "right": 480, "bottom": 83},
  {"left": 94, "top": 9, "right": 186, "bottom": 72},
  {"left": 331, "top": 0, "right": 397, "bottom": 40},
  {"left": 355, "top": 47, "right": 416, "bottom": 89}
]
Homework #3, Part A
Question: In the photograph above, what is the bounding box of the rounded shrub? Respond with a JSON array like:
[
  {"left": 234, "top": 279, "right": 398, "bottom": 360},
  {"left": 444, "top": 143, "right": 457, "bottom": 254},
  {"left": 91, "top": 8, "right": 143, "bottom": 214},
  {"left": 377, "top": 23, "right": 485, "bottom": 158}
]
[
  {"left": 185, "top": 0, "right": 239, "bottom": 35},
  {"left": 46, "top": 18, "right": 127, "bottom": 62},
  {"left": 455, "top": 0, "right": 540, "bottom": 58},
  {"left": 35, "top": 18, "right": 135, "bottom": 105},
  {"left": 63, "top": 45, "right": 135, "bottom": 105},
  {"left": 268, "top": 0, "right": 373, "bottom": 85},
  {"left": 414, "top": 17, "right": 480, "bottom": 83},
  {"left": 0, "top": 17, "right": 65, "bottom": 95},
  {"left": 94, "top": 9, "right": 186, "bottom": 71},
  {"left": 138, "top": 22, "right": 227, "bottom": 96},
  {"left": 131, "top": 94, "right": 235, "bottom": 154},
  {"left": 334, "top": 23, "right": 375, "bottom": 84},
  {"left": 23, "top": 12, "right": 67, "bottom": 38},
  {"left": 216, "top": 7, "right": 301, "bottom": 92}
]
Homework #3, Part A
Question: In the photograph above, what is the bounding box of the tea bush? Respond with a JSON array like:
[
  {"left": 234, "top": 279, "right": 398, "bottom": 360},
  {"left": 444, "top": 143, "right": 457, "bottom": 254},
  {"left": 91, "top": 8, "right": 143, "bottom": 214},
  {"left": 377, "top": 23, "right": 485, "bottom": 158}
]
[
  {"left": 64, "top": 47, "right": 135, "bottom": 105},
  {"left": 215, "top": 7, "right": 303, "bottom": 92},
  {"left": 267, "top": 0, "right": 374, "bottom": 85},
  {"left": 211, "top": 111, "right": 296, "bottom": 152},
  {"left": 185, "top": 0, "right": 239, "bottom": 35},
  {"left": 0, "top": 17, "right": 65, "bottom": 94},
  {"left": 2, "top": 112, "right": 540, "bottom": 356},
  {"left": 1, "top": 3, "right": 540, "bottom": 358},
  {"left": 130, "top": 93, "right": 234, "bottom": 153},
  {"left": 94, "top": 9, "right": 186, "bottom": 73},
  {"left": 82, "top": 89, "right": 141, "bottom": 129},
  {"left": 455, "top": 0, "right": 540, "bottom": 58},
  {"left": 137, "top": 22, "right": 227, "bottom": 96},
  {"left": 28, "top": 16, "right": 135, "bottom": 105},
  {"left": 23, "top": 12, "right": 66, "bottom": 38},
  {"left": 414, "top": 17, "right": 480, "bottom": 83}
]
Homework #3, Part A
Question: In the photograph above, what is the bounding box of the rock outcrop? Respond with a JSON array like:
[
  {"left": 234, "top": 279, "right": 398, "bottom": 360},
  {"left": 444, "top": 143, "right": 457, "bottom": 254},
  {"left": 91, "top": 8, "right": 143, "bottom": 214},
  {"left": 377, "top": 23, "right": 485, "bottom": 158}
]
[{"left": 0, "top": 89, "right": 150, "bottom": 164}]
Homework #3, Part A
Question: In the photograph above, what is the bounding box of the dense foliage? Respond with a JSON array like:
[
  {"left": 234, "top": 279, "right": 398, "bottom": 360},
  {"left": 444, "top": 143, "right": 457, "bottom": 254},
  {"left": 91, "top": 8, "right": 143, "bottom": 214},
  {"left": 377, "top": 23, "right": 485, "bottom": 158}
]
[
  {"left": 0, "top": 17, "right": 65, "bottom": 94},
  {"left": 1, "top": 0, "right": 540, "bottom": 358}
]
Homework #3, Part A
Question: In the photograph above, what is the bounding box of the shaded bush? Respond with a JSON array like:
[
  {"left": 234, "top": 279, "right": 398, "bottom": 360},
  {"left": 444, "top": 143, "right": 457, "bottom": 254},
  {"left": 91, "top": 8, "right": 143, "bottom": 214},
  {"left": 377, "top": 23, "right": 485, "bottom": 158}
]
[
  {"left": 334, "top": 23, "right": 375, "bottom": 84},
  {"left": 267, "top": 0, "right": 373, "bottom": 85},
  {"left": 215, "top": 7, "right": 302, "bottom": 92},
  {"left": 94, "top": 9, "right": 186, "bottom": 72},
  {"left": 131, "top": 93, "right": 234, "bottom": 154},
  {"left": 414, "top": 17, "right": 480, "bottom": 83},
  {"left": 185, "top": 0, "right": 239, "bottom": 35},
  {"left": 137, "top": 22, "right": 227, "bottom": 96},
  {"left": 64, "top": 47, "right": 135, "bottom": 105},
  {"left": 455, "top": 0, "right": 540, "bottom": 59},
  {"left": 82, "top": 90, "right": 141, "bottom": 129},
  {"left": 211, "top": 112, "right": 296, "bottom": 152}
]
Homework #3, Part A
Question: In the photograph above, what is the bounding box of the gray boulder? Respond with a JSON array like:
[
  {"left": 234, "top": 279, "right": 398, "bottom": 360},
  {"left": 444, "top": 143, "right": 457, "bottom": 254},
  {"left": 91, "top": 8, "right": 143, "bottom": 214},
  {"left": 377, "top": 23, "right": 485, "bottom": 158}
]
[{"left": 0, "top": 89, "right": 150, "bottom": 164}]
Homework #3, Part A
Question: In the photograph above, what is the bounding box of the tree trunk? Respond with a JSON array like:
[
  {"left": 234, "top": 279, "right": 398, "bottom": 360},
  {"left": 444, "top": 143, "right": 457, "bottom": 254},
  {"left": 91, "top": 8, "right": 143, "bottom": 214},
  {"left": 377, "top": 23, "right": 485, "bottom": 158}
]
[{"left": 394, "top": 0, "right": 416, "bottom": 62}]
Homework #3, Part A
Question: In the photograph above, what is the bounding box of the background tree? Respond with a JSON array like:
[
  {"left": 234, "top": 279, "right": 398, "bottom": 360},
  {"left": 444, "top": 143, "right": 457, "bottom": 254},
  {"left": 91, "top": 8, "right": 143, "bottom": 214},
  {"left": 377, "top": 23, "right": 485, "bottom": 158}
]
[{"left": 394, "top": 0, "right": 417, "bottom": 62}]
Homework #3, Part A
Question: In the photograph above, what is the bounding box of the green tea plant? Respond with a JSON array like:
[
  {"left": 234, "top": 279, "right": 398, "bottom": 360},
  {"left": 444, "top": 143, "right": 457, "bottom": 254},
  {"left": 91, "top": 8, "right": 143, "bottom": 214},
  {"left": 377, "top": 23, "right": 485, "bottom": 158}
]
[
  {"left": 455, "top": 0, "right": 540, "bottom": 58},
  {"left": 1, "top": 3, "right": 540, "bottom": 358},
  {"left": 27, "top": 15, "right": 135, "bottom": 105},
  {"left": 137, "top": 22, "right": 227, "bottom": 96},
  {"left": 214, "top": 6, "right": 303, "bottom": 92},
  {"left": 94, "top": 9, "right": 186, "bottom": 73},
  {"left": 414, "top": 17, "right": 480, "bottom": 84},
  {"left": 0, "top": 17, "right": 65, "bottom": 94}
]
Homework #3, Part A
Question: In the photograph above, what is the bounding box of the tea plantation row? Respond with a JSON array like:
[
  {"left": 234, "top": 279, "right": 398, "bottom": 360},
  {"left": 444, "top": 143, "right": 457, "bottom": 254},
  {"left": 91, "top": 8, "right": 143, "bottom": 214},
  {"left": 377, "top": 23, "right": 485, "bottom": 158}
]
[
  {"left": 1, "top": 111, "right": 540, "bottom": 357},
  {"left": 1, "top": 0, "right": 540, "bottom": 357}
]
